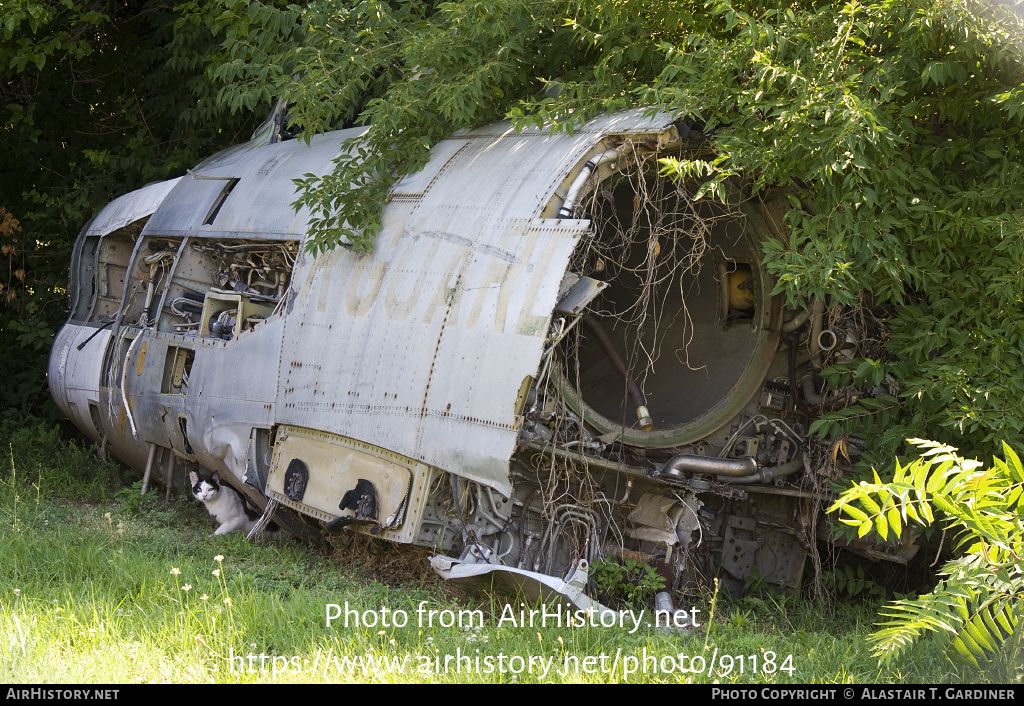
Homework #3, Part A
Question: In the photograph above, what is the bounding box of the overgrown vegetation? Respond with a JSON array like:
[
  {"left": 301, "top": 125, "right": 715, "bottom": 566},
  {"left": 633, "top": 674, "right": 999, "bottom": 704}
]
[
  {"left": 589, "top": 558, "right": 666, "bottom": 609},
  {"left": 4, "top": 0, "right": 1024, "bottom": 681},
  {"left": 831, "top": 439, "right": 1023, "bottom": 674},
  {"left": 6, "top": 0, "right": 1024, "bottom": 472}
]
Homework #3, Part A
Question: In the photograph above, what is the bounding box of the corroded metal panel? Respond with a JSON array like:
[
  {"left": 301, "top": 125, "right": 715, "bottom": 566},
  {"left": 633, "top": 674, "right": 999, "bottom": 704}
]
[
  {"left": 48, "top": 323, "right": 111, "bottom": 440},
  {"left": 278, "top": 216, "right": 586, "bottom": 496},
  {"left": 266, "top": 425, "right": 413, "bottom": 526},
  {"left": 152, "top": 316, "right": 284, "bottom": 476},
  {"left": 142, "top": 128, "right": 368, "bottom": 241},
  {"left": 271, "top": 111, "right": 675, "bottom": 495},
  {"left": 84, "top": 178, "right": 183, "bottom": 236}
]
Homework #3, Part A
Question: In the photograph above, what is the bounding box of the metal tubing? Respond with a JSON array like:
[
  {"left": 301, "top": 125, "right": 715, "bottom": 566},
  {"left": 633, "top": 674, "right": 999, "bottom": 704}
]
[
  {"left": 141, "top": 442, "right": 156, "bottom": 496},
  {"left": 558, "top": 506, "right": 599, "bottom": 549},
  {"left": 535, "top": 524, "right": 552, "bottom": 572},
  {"left": 809, "top": 298, "right": 825, "bottom": 368},
  {"left": 546, "top": 505, "right": 599, "bottom": 574},
  {"left": 802, "top": 373, "right": 822, "bottom": 406},
  {"left": 525, "top": 441, "right": 651, "bottom": 480},
  {"left": 517, "top": 489, "right": 540, "bottom": 570},
  {"left": 584, "top": 315, "right": 654, "bottom": 431},
  {"left": 557, "top": 149, "right": 619, "bottom": 218},
  {"left": 663, "top": 453, "right": 758, "bottom": 477},
  {"left": 605, "top": 477, "right": 633, "bottom": 506},
  {"left": 781, "top": 297, "right": 814, "bottom": 333},
  {"left": 518, "top": 532, "right": 536, "bottom": 570},
  {"left": 120, "top": 332, "right": 142, "bottom": 439},
  {"left": 726, "top": 458, "right": 804, "bottom": 485},
  {"left": 474, "top": 483, "right": 510, "bottom": 528},
  {"left": 164, "top": 452, "right": 176, "bottom": 504},
  {"left": 141, "top": 262, "right": 158, "bottom": 326},
  {"left": 818, "top": 329, "right": 838, "bottom": 352}
]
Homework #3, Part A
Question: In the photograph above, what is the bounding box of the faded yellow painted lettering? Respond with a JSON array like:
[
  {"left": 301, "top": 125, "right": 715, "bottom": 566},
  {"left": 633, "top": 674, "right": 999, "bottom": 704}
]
[
  {"left": 345, "top": 257, "right": 389, "bottom": 317},
  {"left": 515, "top": 234, "right": 559, "bottom": 337},
  {"left": 420, "top": 250, "right": 470, "bottom": 326},
  {"left": 385, "top": 237, "right": 441, "bottom": 321}
]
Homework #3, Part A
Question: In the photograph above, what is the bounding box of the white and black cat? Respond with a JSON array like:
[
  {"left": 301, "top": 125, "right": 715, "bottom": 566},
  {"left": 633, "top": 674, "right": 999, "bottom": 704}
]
[{"left": 190, "top": 471, "right": 257, "bottom": 536}]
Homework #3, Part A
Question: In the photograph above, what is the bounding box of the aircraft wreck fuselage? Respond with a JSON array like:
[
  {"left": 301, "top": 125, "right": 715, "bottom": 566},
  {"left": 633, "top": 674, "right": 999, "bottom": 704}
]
[{"left": 49, "top": 109, "right": 892, "bottom": 608}]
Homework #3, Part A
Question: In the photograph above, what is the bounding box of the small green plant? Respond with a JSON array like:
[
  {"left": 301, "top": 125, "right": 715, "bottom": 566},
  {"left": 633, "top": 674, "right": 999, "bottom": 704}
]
[
  {"left": 728, "top": 608, "right": 752, "bottom": 629},
  {"left": 114, "top": 480, "right": 157, "bottom": 515},
  {"left": 743, "top": 565, "right": 768, "bottom": 594},
  {"left": 984, "top": 622, "right": 1024, "bottom": 684},
  {"left": 823, "top": 566, "right": 886, "bottom": 601},
  {"left": 830, "top": 439, "right": 1023, "bottom": 667},
  {"left": 589, "top": 558, "right": 666, "bottom": 609}
]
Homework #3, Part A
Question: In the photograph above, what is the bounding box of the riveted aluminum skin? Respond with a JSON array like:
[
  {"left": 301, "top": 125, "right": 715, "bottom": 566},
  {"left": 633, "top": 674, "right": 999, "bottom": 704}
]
[
  {"left": 275, "top": 110, "right": 674, "bottom": 496},
  {"left": 85, "top": 178, "right": 183, "bottom": 237},
  {"left": 50, "top": 105, "right": 909, "bottom": 601},
  {"left": 50, "top": 108, "right": 676, "bottom": 499},
  {"left": 141, "top": 129, "right": 369, "bottom": 242}
]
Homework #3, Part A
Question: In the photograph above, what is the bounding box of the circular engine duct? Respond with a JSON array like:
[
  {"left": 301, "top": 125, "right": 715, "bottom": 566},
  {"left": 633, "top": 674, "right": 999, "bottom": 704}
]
[{"left": 554, "top": 158, "right": 780, "bottom": 448}]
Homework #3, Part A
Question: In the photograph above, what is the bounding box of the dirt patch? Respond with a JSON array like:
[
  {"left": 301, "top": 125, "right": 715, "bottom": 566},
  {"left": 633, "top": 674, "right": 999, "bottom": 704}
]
[{"left": 327, "top": 532, "right": 445, "bottom": 589}]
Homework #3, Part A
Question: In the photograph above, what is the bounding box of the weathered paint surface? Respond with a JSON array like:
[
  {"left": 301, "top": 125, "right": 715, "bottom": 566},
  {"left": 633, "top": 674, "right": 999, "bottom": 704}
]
[
  {"left": 272, "top": 112, "right": 673, "bottom": 495},
  {"left": 85, "top": 178, "right": 183, "bottom": 237},
  {"left": 51, "top": 107, "right": 859, "bottom": 602},
  {"left": 142, "top": 130, "right": 367, "bottom": 241},
  {"left": 53, "top": 109, "right": 675, "bottom": 499}
]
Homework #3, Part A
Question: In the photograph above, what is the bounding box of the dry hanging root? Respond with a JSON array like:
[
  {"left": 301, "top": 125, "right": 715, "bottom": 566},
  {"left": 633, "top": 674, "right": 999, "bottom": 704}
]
[
  {"left": 529, "top": 147, "right": 750, "bottom": 569},
  {"left": 565, "top": 147, "right": 745, "bottom": 404}
]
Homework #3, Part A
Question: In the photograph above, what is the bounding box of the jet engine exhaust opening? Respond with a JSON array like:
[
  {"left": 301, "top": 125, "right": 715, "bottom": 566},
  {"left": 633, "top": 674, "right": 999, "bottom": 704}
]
[{"left": 554, "top": 159, "right": 778, "bottom": 448}]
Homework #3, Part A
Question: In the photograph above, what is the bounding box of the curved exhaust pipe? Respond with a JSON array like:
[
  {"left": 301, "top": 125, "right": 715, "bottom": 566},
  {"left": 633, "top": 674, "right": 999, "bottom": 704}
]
[
  {"left": 661, "top": 455, "right": 804, "bottom": 484},
  {"left": 662, "top": 454, "right": 758, "bottom": 478}
]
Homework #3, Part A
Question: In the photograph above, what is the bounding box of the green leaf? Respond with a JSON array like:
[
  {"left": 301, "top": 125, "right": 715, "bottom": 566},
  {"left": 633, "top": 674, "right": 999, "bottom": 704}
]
[
  {"left": 842, "top": 504, "right": 869, "bottom": 523},
  {"left": 952, "top": 635, "right": 982, "bottom": 668},
  {"left": 911, "top": 459, "right": 930, "bottom": 490},
  {"left": 886, "top": 506, "right": 902, "bottom": 539},
  {"left": 1002, "top": 442, "right": 1024, "bottom": 484}
]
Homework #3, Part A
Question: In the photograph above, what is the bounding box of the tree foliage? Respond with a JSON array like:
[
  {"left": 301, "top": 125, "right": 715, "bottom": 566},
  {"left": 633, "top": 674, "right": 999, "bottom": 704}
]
[
  {"left": 1, "top": 0, "right": 267, "bottom": 419},
  {"left": 831, "top": 439, "right": 1023, "bottom": 666}
]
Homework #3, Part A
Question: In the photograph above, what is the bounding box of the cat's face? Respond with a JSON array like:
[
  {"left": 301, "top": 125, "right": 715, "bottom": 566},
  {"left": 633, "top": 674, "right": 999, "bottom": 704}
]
[{"left": 189, "top": 471, "right": 221, "bottom": 502}]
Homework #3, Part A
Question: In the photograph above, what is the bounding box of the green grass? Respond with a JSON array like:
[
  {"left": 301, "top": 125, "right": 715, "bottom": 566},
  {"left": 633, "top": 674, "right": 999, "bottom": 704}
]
[{"left": 0, "top": 423, "right": 1001, "bottom": 683}]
